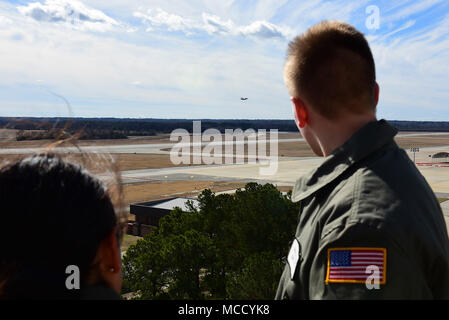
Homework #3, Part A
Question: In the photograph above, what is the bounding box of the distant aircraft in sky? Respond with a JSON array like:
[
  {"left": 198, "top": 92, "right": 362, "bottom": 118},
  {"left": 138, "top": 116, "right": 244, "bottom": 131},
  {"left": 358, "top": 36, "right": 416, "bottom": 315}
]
[{"left": 240, "top": 97, "right": 248, "bottom": 101}]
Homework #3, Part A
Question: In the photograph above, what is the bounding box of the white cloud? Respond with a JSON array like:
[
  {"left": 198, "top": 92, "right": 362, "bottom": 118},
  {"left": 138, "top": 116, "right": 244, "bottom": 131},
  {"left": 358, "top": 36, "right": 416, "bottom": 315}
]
[
  {"left": 201, "top": 13, "right": 233, "bottom": 35},
  {"left": 134, "top": 8, "right": 196, "bottom": 33},
  {"left": 17, "top": 0, "right": 120, "bottom": 32},
  {"left": 238, "top": 21, "right": 293, "bottom": 39},
  {"left": 134, "top": 7, "right": 293, "bottom": 40},
  {"left": 0, "top": 15, "right": 13, "bottom": 26}
]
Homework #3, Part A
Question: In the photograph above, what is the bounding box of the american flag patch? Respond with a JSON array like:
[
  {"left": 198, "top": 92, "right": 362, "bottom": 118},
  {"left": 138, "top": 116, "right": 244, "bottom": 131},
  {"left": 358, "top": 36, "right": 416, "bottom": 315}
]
[{"left": 325, "top": 248, "right": 386, "bottom": 284}]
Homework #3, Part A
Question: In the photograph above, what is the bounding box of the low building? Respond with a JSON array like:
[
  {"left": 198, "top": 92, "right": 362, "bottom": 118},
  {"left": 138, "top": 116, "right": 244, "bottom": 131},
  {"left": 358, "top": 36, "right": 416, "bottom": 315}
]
[
  {"left": 127, "top": 197, "right": 199, "bottom": 237},
  {"left": 432, "top": 152, "right": 449, "bottom": 163}
]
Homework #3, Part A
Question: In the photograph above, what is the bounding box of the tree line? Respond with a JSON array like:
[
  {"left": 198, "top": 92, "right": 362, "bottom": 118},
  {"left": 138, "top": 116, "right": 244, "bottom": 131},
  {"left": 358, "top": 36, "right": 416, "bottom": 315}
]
[
  {"left": 3, "top": 117, "right": 449, "bottom": 141},
  {"left": 3, "top": 117, "right": 449, "bottom": 133},
  {"left": 0, "top": 117, "right": 299, "bottom": 133}
]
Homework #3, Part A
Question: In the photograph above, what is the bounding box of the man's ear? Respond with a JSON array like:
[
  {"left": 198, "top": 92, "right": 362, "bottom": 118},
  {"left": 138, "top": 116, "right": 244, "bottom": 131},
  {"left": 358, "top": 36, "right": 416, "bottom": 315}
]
[
  {"left": 291, "top": 97, "right": 308, "bottom": 128},
  {"left": 374, "top": 82, "right": 380, "bottom": 107}
]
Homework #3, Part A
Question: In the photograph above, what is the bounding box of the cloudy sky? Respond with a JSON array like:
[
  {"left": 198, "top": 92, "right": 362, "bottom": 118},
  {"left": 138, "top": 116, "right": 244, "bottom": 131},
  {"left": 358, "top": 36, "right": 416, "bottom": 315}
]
[{"left": 0, "top": 0, "right": 448, "bottom": 120}]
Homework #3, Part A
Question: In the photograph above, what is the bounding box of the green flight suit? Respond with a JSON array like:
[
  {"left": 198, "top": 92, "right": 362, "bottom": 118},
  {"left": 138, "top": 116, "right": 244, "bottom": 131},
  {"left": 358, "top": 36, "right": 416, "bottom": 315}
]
[{"left": 276, "top": 119, "right": 449, "bottom": 299}]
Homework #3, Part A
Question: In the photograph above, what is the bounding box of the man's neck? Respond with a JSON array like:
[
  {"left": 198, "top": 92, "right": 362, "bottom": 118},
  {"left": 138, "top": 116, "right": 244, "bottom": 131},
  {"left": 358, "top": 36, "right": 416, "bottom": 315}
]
[{"left": 313, "top": 113, "right": 377, "bottom": 157}]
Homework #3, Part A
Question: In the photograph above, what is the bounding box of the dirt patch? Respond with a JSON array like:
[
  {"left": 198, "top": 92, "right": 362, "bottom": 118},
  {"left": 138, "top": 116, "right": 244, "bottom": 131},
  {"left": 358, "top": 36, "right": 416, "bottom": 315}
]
[
  {"left": 394, "top": 135, "right": 449, "bottom": 149},
  {"left": 123, "top": 180, "right": 248, "bottom": 206},
  {"left": 0, "top": 153, "right": 182, "bottom": 173},
  {"left": 112, "top": 153, "right": 188, "bottom": 171},
  {"left": 277, "top": 186, "right": 294, "bottom": 193},
  {"left": 0, "top": 154, "right": 27, "bottom": 166},
  {"left": 277, "top": 141, "right": 316, "bottom": 157},
  {"left": 276, "top": 134, "right": 449, "bottom": 157},
  {"left": 121, "top": 234, "right": 142, "bottom": 252},
  {"left": 0, "top": 133, "right": 173, "bottom": 149}
]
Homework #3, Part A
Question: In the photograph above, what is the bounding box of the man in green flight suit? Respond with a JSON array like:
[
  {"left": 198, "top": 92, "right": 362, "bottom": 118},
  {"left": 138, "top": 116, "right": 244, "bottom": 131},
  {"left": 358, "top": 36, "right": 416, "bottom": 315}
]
[{"left": 275, "top": 20, "right": 449, "bottom": 299}]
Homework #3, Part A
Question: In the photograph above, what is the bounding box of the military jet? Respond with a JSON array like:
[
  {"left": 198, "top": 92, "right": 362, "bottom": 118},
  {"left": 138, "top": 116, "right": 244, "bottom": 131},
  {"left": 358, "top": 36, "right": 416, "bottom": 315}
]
[{"left": 240, "top": 97, "right": 248, "bottom": 101}]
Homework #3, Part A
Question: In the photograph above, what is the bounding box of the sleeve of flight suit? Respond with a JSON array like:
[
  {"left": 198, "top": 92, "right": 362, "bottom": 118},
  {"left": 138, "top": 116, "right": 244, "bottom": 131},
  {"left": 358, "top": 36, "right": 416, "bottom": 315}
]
[{"left": 307, "top": 221, "right": 433, "bottom": 299}]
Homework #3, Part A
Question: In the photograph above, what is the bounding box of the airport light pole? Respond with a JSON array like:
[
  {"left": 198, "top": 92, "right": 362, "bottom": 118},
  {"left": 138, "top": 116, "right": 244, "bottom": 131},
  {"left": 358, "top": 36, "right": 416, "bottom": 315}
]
[{"left": 410, "top": 147, "right": 419, "bottom": 164}]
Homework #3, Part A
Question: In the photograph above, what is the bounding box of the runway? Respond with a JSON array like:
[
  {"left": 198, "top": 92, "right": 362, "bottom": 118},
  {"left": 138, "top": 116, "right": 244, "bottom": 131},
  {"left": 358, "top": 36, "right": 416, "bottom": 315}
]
[{"left": 0, "top": 137, "right": 302, "bottom": 156}]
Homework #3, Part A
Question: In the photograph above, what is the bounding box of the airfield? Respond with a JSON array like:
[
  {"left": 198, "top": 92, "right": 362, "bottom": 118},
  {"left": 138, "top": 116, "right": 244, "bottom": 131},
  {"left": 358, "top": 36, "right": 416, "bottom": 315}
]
[{"left": 1, "top": 130, "right": 449, "bottom": 231}]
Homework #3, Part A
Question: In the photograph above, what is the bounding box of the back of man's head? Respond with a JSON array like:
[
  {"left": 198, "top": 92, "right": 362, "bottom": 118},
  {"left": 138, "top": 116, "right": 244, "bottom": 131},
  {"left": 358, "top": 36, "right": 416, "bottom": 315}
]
[{"left": 284, "top": 20, "right": 376, "bottom": 119}]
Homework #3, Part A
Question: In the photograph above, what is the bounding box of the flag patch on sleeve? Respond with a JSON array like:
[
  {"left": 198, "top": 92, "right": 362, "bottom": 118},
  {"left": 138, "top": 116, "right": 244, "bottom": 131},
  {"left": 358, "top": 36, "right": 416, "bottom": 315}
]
[{"left": 325, "top": 248, "right": 386, "bottom": 284}]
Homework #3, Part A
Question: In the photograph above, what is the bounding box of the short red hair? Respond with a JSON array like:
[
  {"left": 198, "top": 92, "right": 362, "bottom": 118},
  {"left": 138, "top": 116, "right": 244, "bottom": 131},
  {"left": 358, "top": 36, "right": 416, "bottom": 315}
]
[{"left": 284, "top": 20, "right": 376, "bottom": 119}]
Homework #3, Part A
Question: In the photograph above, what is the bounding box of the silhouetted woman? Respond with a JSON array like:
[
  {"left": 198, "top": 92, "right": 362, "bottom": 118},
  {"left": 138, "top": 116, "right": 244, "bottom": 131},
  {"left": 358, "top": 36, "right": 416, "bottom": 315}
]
[{"left": 0, "top": 153, "right": 125, "bottom": 299}]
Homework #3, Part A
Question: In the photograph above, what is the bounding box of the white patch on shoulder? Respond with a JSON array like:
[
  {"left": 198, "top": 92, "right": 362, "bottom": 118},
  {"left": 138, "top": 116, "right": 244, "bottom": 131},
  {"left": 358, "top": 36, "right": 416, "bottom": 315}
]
[{"left": 287, "top": 239, "right": 300, "bottom": 279}]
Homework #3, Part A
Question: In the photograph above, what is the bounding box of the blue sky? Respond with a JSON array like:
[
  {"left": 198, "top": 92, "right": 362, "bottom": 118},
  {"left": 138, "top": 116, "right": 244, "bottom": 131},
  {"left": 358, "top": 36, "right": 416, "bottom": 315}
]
[{"left": 0, "top": 0, "right": 448, "bottom": 120}]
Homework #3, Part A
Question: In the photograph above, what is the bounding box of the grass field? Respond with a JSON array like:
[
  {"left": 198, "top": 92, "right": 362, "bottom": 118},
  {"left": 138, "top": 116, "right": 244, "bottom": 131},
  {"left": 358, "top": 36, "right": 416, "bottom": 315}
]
[
  {"left": 121, "top": 234, "right": 142, "bottom": 252},
  {"left": 395, "top": 135, "right": 449, "bottom": 149},
  {"left": 0, "top": 153, "right": 187, "bottom": 172},
  {"left": 123, "top": 180, "right": 248, "bottom": 205},
  {"left": 0, "top": 132, "right": 173, "bottom": 149},
  {"left": 275, "top": 134, "right": 449, "bottom": 157}
]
